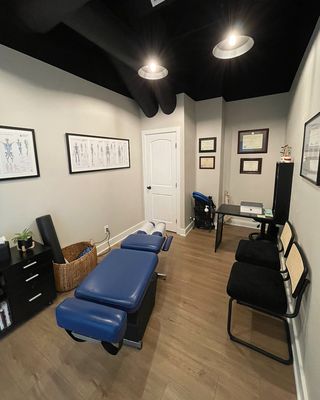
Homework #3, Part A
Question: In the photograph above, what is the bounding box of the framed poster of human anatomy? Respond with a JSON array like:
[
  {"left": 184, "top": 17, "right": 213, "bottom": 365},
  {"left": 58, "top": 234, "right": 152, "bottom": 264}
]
[
  {"left": 0, "top": 125, "right": 40, "bottom": 181},
  {"left": 300, "top": 112, "right": 320, "bottom": 186},
  {"left": 238, "top": 129, "right": 269, "bottom": 154},
  {"left": 66, "top": 133, "right": 130, "bottom": 174}
]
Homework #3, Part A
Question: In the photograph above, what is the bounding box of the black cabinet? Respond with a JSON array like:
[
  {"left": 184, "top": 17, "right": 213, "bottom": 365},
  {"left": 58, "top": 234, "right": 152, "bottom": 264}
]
[
  {"left": 0, "top": 242, "right": 56, "bottom": 336},
  {"left": 272, "top": 162, "right": 294, "bottom": 225}
]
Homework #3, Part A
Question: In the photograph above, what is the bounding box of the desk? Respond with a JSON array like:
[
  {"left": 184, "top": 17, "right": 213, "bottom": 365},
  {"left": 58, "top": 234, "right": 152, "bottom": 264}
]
[{"left": 214, "top": 204, "right": 273, "bottom": 252}]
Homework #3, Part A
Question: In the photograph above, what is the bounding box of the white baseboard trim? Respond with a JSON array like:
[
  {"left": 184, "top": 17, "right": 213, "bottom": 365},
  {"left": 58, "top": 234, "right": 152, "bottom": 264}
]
[
  {"left": 289, "top": 318, "right": 309, "bottom": 400},
  {"left": 177, "top": 221, "right": 194, "bottom": 237},
  {"left": 281, "top": 254, "right": 308, "bottom": 400},
  {"left": 96, "top": 220, "right": 146, "bottom": 255},
  {"left": 225, "top": 216, "right": 258, "bottom": 229}
]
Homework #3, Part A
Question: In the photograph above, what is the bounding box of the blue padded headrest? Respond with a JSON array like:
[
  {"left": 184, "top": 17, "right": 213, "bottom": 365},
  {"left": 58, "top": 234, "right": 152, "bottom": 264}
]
[{"left": 192, "top": 191, "right": 210, "bottom": 203}]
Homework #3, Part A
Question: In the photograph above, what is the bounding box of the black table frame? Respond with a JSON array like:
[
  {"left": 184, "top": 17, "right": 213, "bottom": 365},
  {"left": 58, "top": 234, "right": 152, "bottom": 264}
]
[{"left": 214, "top": 204, "right": 273, "bottom": 252}]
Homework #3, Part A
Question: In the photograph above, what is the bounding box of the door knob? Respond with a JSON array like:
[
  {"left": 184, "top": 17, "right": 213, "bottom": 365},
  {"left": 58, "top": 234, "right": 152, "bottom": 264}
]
[{"left": 146, "top": 186, "right": 152, "bottom": 190}]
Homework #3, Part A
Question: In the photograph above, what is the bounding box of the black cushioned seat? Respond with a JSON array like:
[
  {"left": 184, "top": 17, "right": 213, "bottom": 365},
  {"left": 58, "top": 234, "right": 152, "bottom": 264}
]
[
  {"left": 235, "top": 240, "right": 280, "bottom": 270},
  {"left": 227, "top": 262, "right": 287, "bottom": 314}
]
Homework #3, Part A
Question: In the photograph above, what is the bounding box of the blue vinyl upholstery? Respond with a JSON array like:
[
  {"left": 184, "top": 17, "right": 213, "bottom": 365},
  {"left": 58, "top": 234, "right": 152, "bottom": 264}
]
[
  {"left": 121, "top": 234, "right": 165, "bottom": 254},
  {"left": 56, "top": 297, "right": 127, "bottom": 343},
  {"left": 75, "top": 249, "right": 158, "bottom": 313}
]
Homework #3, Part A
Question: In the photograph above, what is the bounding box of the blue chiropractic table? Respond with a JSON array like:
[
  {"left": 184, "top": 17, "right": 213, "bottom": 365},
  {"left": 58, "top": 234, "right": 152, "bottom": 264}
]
[{"left": 56, "top": 224, "right": 173, "bottom": 355}]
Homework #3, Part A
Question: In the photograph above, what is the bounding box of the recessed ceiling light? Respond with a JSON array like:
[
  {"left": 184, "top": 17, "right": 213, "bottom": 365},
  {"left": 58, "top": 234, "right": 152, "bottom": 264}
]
[
  {"left": 212, "top": 33, "right": 254, "bottom": 59},
  {"left": 138, "top": 60, "right": 168, "bottom": 80}
]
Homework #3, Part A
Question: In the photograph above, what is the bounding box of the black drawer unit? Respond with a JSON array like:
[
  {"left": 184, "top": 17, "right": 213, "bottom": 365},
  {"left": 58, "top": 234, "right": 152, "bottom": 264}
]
[{"left": 0, "top": 242, "right": 56, "bottom": 337}]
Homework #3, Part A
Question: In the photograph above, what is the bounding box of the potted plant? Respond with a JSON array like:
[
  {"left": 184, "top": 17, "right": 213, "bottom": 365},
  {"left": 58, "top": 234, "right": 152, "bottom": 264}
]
[{"left": 12, "top": 228, "right": 34, "bottom": 252}]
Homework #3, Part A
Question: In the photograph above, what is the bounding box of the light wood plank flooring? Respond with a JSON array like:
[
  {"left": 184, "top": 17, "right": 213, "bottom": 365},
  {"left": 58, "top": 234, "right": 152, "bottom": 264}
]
[{"left": 0, "top": 225, "right": 296, "bottom": 400}]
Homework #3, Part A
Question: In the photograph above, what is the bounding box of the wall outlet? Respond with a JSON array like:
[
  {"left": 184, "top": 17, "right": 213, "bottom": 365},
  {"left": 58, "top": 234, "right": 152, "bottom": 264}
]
[{"left": 104, "top": 225, "right": 109, "bottom": 234}]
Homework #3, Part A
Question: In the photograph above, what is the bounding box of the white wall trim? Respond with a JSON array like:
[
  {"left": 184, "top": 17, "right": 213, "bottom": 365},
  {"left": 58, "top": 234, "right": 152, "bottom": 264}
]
[
  {"left": 141, "top": 127, "right": 182, "bottom": 233},
  {"left": 289, "top": 319, "right": 309, "bottom": 400},
  {"left": 225, "top": 216, "right": 259, "bottom": 229},
  {"left": 96, "top": 220, "right": 146, "bottom": 255},
  {"left": 177, "top": 221, "right": 194, "bottom": 236},
  {"left": 281, "top": 254, "right": 309, "bottom": 400}
]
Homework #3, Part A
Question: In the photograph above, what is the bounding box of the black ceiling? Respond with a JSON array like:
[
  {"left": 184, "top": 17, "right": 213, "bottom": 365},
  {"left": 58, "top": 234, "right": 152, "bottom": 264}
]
[{"left": 0, "top": 0, "right": 319, "bottom": 112}]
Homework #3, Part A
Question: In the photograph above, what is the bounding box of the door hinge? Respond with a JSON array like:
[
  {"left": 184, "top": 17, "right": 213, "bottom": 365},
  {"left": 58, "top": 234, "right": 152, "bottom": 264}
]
[
  {"left": 176, "top": 219, "right": 177, "bottom": 223},
  {"left": 175, "top": 182, "right": 177, "bottom": 188},
  {"left": 175, "top": 142, "right": 177, "bottom": 149}
]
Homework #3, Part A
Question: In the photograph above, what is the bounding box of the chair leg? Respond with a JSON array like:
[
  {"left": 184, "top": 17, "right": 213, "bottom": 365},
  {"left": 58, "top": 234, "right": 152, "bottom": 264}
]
[{"left": 227, "top": 298, "right": 293, "bottom": 365}]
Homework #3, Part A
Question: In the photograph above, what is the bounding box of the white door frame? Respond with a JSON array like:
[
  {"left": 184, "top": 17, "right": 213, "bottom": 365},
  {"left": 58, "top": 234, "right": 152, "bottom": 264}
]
[{"left": 141, "top": 127, "right": 181, "bottom": 233}]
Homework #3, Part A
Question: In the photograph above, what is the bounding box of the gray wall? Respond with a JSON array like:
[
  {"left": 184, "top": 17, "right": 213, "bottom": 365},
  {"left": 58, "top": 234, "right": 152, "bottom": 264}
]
[
  {"left": 195, "top": 98, "right": 224, "bottom": 206},
  {"left": 223, "top": 93, "right": 288, "bottom": 208},
  {"left": 286, "top": 17, "right": 320, "bottom": 400},
  {"left": 0, "top": 44, "right": 144, "bottom": 247}
]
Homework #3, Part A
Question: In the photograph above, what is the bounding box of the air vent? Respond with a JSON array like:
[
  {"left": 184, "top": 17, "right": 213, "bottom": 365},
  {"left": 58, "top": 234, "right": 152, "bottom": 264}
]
[{"left": 150, "top": 0, "right": 166, "bottom": 7}]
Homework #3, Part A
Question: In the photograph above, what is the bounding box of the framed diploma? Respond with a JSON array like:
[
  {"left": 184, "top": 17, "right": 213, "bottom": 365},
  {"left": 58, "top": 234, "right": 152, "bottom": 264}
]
[
  {"left": 240, "top": 158, "right": 262, "bottom": 174},
  {"left": 238, "top": 129, "right": 269, "bottom": 154},
  {"left": 300, "top": 111, "right": 320, "bottom": 186},
  {"left": 199, "top": 137, "right": 216, "bottom": 153},
  {"left": 199, "top": 156, "right": 215, "bottom": 169}
]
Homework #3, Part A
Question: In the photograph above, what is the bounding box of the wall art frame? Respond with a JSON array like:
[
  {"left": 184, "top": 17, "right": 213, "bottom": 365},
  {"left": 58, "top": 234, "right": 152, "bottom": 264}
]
[
  {"left": 0, "top": 125, "right": 40, "bottom": 181},
  {"left": 199, "top": 156, "right": 215, "bottom": 169},
  {"left": 240, "top": 158, "right": 262, "bottom": 174},
  {"left": 300, "top": 111, "right": 320, "bottom": 186},
  {"left": 238, "top": 128, "right": 269, "bottom": 154},
  {"left": 199, "top": 137, "right": 217, "bottom": 153},
  {"left": 66, "top": 133, "right": 130, "bottom": 174}
]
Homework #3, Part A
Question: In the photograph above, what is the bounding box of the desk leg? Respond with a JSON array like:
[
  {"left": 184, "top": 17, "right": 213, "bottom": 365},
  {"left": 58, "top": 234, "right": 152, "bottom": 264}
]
[{"left": 215, "top": 213, "right": 224, "bottom": 252}]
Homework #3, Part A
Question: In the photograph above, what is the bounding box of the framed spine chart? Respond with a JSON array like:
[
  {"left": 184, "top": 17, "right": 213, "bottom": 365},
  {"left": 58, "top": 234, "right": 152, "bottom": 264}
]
[{"left": 66, "top": 133, "right": 130, "bottom": 174}]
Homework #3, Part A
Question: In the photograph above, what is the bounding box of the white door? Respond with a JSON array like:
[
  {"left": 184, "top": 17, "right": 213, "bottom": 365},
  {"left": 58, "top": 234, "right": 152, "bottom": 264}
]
[{"left": 143, "top": 131, "right": 178, "bottom": 232}]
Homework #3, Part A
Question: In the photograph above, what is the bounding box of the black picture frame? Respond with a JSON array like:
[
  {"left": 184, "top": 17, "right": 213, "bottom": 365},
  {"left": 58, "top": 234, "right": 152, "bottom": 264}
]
[
  {"left": 238, "top": 129, "right": 269, "bottom": 154},
  {"left": 199, "top": 137, "right": 217, "bottom": 153},
  {"left": 300, "top": 111, "right": 320, "bottom": 186},
  {"left": 240, "top": 158, "right": 262, "bottom": 174},
  {"left": 199, "top": 156, "right": 215, "bottom": 169},
  {"left": 66, "top": 133, "right": 130, "bottom": 174},
  {"left": 0, "top": 125, "right": 40, "bottom": 181}
]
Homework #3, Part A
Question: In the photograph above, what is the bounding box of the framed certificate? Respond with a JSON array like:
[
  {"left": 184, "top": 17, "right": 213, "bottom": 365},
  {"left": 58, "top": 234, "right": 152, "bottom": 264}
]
[
  {"left": 199, "top": 156, "right": 215, "bottom": 169},
  {"left": 238, "top": 129, "right": 269, "bottom": 154},
  {"left": 300, "top": 112, "right": 320, "bottom": 186},
  {"left": 240, "top": 158, "right": 262, "bottom": 174},
  {"left": 199, "top": 137, "right": 216, "bottom": 153}
]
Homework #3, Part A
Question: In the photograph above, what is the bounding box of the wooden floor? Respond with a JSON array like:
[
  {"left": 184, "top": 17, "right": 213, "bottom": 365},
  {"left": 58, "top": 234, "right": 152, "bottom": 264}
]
[{"left": 0, "top": 225, "right": 297, "bottom": 400}]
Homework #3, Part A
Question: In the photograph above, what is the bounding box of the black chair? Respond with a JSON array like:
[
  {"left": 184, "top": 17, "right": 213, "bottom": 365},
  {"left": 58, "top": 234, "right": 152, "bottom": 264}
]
[
  {"left": 226, "top": 242, "right": 310, "bottom": 364},
  {"left": 235, "top": 221, "right": 294, "bottom": 270}
]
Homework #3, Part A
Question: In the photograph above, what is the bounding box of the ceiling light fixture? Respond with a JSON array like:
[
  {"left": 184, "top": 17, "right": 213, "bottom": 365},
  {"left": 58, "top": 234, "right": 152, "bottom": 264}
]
[
  {"left": 212, "top": 32, "right": 254, "bottom": 59},
  {"left": 138, "top": 59, "right": 168, "bottom": 80}
]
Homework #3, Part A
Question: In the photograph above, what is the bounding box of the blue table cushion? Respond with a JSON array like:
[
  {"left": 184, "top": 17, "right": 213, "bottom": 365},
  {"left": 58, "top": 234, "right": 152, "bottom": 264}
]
[
  {"left": 56, "top": 297, "right": 127, "bottom": 343},
  {"left": 75, "top": 249, "right": 158, "bottom": 313},
  {"left": 121, "top": 234, "right": 165, "bottom": 254}
]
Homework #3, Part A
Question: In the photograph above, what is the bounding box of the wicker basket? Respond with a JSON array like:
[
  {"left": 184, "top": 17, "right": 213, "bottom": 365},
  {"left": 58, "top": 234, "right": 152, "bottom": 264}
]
[{"left": 53, "top": 241, "right": 97, "bottom": 292}]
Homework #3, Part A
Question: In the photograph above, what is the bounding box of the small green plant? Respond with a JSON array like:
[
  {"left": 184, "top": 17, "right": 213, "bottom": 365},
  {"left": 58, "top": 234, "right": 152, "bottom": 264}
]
[{"left": 12, "top": 228, "right": 33, "bottom": 244}]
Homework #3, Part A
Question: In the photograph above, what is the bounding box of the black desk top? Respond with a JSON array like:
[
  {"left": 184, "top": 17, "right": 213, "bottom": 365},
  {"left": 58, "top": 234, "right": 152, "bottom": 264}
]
[
  {"left": 0, "top": 241, "right": 51, "bottom": 272},
  {"left": 216, "top": 204, "right": 273, "bottom": 221}
]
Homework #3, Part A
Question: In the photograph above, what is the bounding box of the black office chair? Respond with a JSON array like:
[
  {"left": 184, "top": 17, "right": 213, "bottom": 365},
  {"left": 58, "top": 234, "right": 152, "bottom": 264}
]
[
  {"left": 235, "top": 221, "right": 294, "bottom": 270},
  {"left": 226, "top": 242, "right": 309, "bottom": 364}
]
